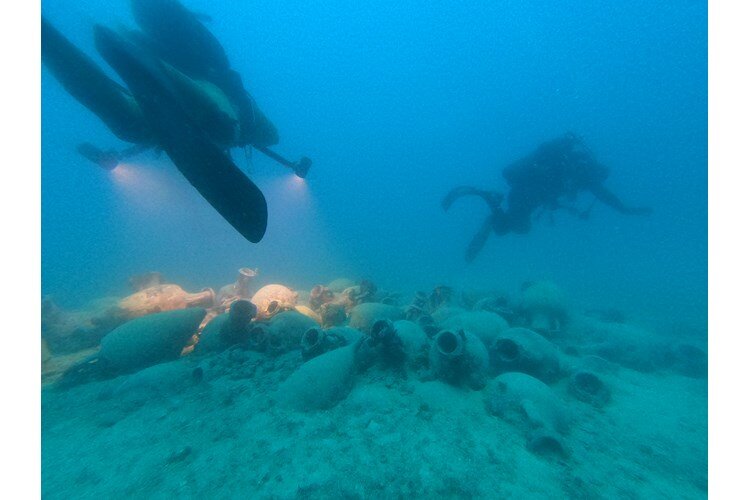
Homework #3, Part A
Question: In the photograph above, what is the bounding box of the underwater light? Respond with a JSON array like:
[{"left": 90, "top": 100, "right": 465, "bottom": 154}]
[
  {"left": 284, "top": 173, "right": 308, "bottom": 193},
  {"left": 278, "top": 171, "right": 311, "bottom": 202},
  {"left": 77, "top": 142, "right": 120, "bottom": 171},
  {"left": 77, "top": 143, "right": 149, "bottom": 173},
  {"left": 291, "top": 157, "right": 312, "bottom": 179},
  {"left": 111, "top": 163, "right": 135, "bottom": 183},
  {"left": 255, "top": 145, "right": 312, "bottom": 179}
]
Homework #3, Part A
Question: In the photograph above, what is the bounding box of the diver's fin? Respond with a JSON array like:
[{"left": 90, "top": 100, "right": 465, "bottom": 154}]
[
  {"left": 41, "top": 17, "right": 150, "bottom": 144},
  {"left": 465, "top": 216, "right": 494, "bottom": 263},
  {"left": 95, "top": 25, "right": 267, "bottom": 243},
  {"left": 443, "top": 186, "right": 476, "bottom": 211},
  {"left": 442, "top": 186, "right": 504, "bottom": 212}
]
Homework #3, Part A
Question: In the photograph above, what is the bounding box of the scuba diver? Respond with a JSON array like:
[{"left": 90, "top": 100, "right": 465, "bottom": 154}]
[
  {"left": 443, "top": 133, "right": 653, "bottom": 262},
  {"left": 41, "top": 0, "right": 311, "bottom": 243}
]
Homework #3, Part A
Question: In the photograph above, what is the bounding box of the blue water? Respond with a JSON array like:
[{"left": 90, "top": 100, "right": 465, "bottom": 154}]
[
  {"left": 42, "top": 0, "right": 706, "bottom": 322},
  {"left": 42, "top": 1, "right": 707, "bottom": 497}
]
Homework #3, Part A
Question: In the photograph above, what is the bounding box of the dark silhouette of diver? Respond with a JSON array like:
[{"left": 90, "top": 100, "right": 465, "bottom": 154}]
[
  {"left": 42, "top": 0, "right": 311, "bottom": 243},
  {"left": 443, "top": 133, "right": 653, "bottom": 262}
]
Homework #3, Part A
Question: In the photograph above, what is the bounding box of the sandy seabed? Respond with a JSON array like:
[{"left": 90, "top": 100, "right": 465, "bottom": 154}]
[
  {"left": 42, "top": 282, "right": 708, "bottom": 499},
  {"left": 42, "top": 339, "right": 706, "bottom": 499}
]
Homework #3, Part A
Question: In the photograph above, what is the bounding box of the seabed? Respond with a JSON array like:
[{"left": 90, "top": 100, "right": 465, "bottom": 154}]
[{"left": 42, "top": 276, "right": 707, "bottom": 499}]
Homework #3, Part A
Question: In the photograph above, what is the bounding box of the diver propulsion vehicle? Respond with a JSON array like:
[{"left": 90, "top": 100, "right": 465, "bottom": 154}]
[
  {"left": 41, "top": 8, "right": 312, "bottom": 242},
  {"left": 129, "top": 0, "right": 312, "bottom": 179},
  {"left": 93, "top": 25, "right": 268, "bottom": 243}
]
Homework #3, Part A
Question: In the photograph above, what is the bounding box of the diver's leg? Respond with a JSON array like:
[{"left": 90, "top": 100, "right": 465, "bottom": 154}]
[
  {"left": 465, "top": 215, "right": 495, "bottom": 263},
  {"left": 131, "top": 0, "right": 281, "bottom": 150},
  {"left": 490, "top": 209, "right": 531, "bottom": 235},
  {"left": 504, "top": 187, "right": 537, "bottom": 234},
  {"left": 131, "top": 0, "right": 231, "bottom": 79},
  {"left": 42, "top": 18, "right": 150, "bottom": 144}
]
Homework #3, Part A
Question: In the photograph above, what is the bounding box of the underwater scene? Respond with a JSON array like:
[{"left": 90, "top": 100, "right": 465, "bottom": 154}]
[{"left": 41, "top": 0, "right": 707, "bottom": 498}]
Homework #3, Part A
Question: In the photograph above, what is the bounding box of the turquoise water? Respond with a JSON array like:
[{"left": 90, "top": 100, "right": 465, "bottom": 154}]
[{"left": 41, "top": 1, "right": 707, "bottom": 498}]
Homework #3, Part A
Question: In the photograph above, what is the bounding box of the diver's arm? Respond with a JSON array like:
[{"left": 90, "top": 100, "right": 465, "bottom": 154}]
[{"left": 588, "top": 184, "right": 652, "bottom": 216}]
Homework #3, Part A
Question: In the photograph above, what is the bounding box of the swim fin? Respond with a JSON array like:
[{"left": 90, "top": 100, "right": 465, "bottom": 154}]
[
  {"left": 41, "top": 17, "right": 151, "bottom": 144},
  {"left": 465, "top": 216, "right": 494, "bottom": 263},
  {"left": 94, "top": 25, "right": 268, "bottom": 243},
  {"left": 442, "top": 186, "right": 504, "bottom": 212}
]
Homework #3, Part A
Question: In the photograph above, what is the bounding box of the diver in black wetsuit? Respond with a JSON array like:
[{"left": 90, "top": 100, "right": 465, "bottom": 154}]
[
  {"left": 443, "top": 133, "right": 653, "bottom": 262},
  {"left": 42, "top": 0, "right": 312, "bottom": 243},
  {"left": 42, "top": 2, "right": 311, "bottom": 178}
]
